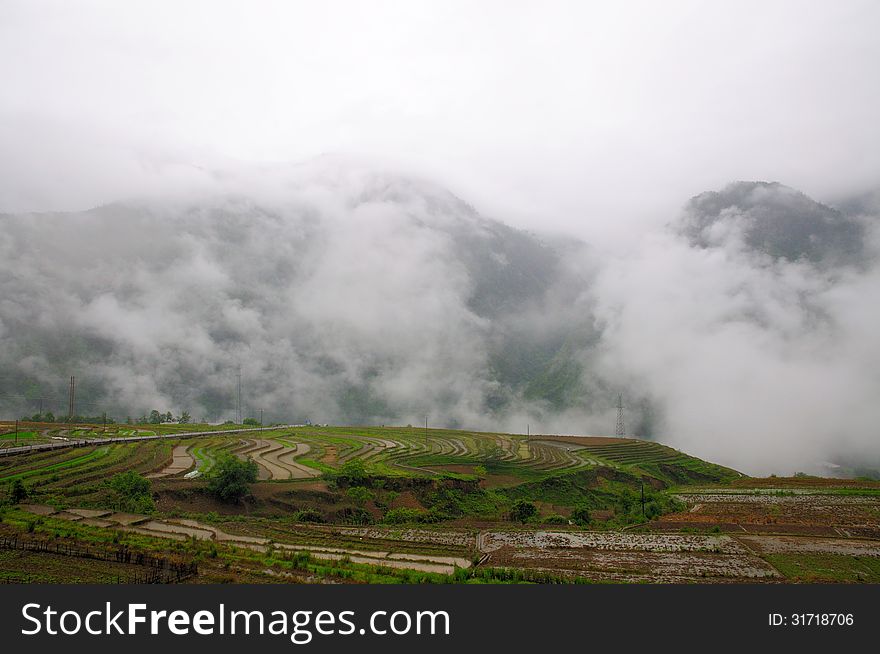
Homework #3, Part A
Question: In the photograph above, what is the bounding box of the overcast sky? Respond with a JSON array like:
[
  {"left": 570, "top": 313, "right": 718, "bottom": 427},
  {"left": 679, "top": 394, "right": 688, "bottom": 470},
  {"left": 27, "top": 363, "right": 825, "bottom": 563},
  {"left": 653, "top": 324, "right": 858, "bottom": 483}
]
[{"left": 2, "top": 0, "right": 879, "bottom": 247}]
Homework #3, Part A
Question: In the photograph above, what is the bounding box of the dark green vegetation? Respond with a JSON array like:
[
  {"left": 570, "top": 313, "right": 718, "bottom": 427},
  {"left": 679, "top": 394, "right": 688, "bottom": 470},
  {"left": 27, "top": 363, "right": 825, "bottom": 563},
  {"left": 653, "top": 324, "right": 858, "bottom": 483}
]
[
  {"left": 107, "top": 471, "right": 154, "bottom": 513},
  {"left": 207, "top": 455, "right": 259, "bottom": 503}
]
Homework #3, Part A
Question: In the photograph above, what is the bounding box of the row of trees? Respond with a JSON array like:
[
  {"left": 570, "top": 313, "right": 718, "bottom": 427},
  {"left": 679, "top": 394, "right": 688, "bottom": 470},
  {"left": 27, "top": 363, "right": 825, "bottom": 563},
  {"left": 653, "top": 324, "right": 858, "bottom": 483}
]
[
  {"left": 21, "top": 412, "right": 116, "bottom": 424},
  {"left": 18, "top": 410, "right": 193, "bottom": 425},
  {"left": 140, "top": 409, "right": 192, "bottom": 425},
  {"left": 18, "top": 410, "right": 267, "bottom": 426}
]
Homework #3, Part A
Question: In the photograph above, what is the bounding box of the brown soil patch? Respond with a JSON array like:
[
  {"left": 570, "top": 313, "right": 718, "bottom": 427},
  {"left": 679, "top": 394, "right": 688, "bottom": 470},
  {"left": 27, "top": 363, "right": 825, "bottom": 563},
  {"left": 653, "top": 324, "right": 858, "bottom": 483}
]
[
  {"left": 480, "top": 473, "right": 524, "bottom": 488},
  {"left": 737, "top": 535, "right": 880, "bottom": 557},
  {"left": 291, "top": 481, "right": 332, "bottom": 492},
  {"left": 426, "top": 464, "right": 477, "bottom": 475},
  {"left": 672, "top": 493, "right": 880, "bottom": 529},
  {"left": 153, "top": 479, "right": 343, "bottom": 516},
  {"left": 321, "top": 446, "right": 338, "bottom": 465},
  {"left": 389, "top": 491, "right": 424, "bottom": 510}
]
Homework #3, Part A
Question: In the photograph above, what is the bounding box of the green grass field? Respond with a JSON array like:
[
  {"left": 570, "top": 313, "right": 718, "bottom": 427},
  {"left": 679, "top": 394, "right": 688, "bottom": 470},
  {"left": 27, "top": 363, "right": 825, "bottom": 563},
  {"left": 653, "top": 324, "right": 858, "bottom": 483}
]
[{"left": 766, "top": 553, "right": 880, "bottom": 583}]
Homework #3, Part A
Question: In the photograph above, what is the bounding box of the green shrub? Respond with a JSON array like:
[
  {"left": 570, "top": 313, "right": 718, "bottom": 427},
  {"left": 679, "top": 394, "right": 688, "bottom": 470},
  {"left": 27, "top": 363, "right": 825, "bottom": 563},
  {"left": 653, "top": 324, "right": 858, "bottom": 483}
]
[
  {"left": 571, "top": 505, "right": 592, "bottom": 526},
  {"left": 543, "top": 514, "right": 569, "bottom": 525},
  {"left": 107, "top": 471, "right": 154, "bottom": 513},
  {"left": 9, "top": 479, "right": 28, "bottom": 504},
  {"left": 324, "top": 458, "right": 373, "bottom": 487},
  {"left": 346, "top": 486, "right": 373, "bottom": 506},
  {"left": 383, "top": 507, "right": 425, "bottom": 524},
  {"left": 206, "top": 455, "right": 259, "bottom": 503},
  {"left": 292, "top": 508, "right": 324, "bottom": 523},
  {"left": 509, "top": 499, "right": 537, "bottom": 524}
]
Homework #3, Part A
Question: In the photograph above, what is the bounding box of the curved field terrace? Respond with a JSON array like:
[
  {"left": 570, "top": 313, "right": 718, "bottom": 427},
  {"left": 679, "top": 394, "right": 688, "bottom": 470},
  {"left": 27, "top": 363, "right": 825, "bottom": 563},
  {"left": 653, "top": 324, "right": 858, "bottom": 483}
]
[{"left": 1, "top": 423, "right": 878, "bottom": 584}]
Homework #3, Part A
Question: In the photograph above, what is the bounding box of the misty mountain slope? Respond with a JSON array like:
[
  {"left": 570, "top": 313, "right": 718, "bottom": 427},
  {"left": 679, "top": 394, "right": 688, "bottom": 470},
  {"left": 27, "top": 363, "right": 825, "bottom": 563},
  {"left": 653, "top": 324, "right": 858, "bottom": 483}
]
[
  {"left": 0, "top": 162, "right": 599, "bottom": 429},
  {"left": 2, "top": 169, "right": 879, "bottom": 477},
  {"left": 679, "top": 181, "right": 867, "bottom": 266},
  {"left": 591, "top": 180, "right": 880, "bottom": 476}
]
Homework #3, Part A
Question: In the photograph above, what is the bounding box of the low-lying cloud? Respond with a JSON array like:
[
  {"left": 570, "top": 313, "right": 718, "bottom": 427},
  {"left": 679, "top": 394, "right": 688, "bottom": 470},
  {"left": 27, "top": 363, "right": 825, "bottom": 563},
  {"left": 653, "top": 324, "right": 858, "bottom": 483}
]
[{"left": 1, "top": 162, "right": 877, "bottom": 476}]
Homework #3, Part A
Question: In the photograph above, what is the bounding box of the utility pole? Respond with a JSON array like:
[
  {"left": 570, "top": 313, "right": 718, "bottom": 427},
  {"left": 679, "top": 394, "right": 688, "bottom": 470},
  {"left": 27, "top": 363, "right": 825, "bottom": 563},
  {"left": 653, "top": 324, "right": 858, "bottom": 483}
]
[
  {"left": 237, "top": 367, "right": 242, "bottom": 425},
  {"left": 425, "top": 415, "right": 428, "bottom": 447},
  {"left": 615, "top": 393, "right": 626, "bottom": 437},
  {"left": 14, "top": 419, "right": 18, "bottom": 445},
  {"left": 527, "top": 423, "right": 530, "bottom": 441},
  {"left": 641, "top": 480, "right": 645, "bottom": 517},
  {"left": 68, "top": 376, "right": 76, "bottom": 421},
  {"left": 260, "top": 408, "right": 263, "bottom": 432}
]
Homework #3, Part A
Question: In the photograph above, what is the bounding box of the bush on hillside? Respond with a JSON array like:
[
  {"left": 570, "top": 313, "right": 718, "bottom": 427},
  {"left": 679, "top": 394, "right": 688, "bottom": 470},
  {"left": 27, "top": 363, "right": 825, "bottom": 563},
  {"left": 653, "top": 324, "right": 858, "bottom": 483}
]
[
  {"left": 207, "top": 455, "right": 259, "bottom": 503},
  {"left": 107, "top": 471, "right": 154, "bottom": 513}
]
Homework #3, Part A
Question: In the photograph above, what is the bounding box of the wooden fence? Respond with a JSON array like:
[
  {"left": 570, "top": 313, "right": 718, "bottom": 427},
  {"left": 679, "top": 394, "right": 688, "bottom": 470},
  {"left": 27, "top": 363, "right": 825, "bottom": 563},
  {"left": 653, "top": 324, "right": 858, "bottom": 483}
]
[{"left": 0, "top": 535, "right": 198, "bottom": 583}]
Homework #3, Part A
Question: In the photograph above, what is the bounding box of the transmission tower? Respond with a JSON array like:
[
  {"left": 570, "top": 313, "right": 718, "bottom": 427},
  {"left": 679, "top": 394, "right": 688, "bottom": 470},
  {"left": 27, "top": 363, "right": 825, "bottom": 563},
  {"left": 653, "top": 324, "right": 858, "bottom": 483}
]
[
  {"left": 68, "top": 376, "right": 76, "bottom": 420},
  {"left": 237, "top": 367, "right": 242, "bottom": 425},
  {"left": 615, "top": 393, "right": 626, "bottom": 437}
]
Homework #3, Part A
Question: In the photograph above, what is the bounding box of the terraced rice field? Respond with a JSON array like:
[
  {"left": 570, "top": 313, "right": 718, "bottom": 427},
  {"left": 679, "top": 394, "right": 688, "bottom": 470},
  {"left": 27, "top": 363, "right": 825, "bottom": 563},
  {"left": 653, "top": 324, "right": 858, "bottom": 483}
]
[
  {"left": 16, "top": 504, "right": 470, "bottom": 575},
  {"left": 0, "top": 425, "right": 741, "bottom": 497},
  {"left": 146, "top": 445, "right": 194, "bottom": 478}
]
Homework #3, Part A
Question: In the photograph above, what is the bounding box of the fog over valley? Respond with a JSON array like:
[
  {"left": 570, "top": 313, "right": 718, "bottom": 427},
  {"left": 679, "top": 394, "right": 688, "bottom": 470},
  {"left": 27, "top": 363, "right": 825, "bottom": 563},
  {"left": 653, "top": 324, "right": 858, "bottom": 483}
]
[
  {"left": 1, "top": 159, "right": 878, "bottom": 477},
  {"left": 2, "top": 1, "right": 879, "bottom": 477}
]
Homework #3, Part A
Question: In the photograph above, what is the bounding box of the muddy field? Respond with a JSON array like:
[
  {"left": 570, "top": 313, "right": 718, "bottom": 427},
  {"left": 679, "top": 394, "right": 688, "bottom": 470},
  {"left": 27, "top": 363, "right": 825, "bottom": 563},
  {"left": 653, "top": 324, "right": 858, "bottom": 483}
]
[
  {"left": 738, "top": 535, "right": 880, "bottom": 557},
  {"left": 486, "top": 547, "right": 780, "bottom": 582},
  {"left": 476, "top": 529, "right": 778, "bottom": 582},
  {"left": 665, "top": 490, "right": 880, "bottom": 538},
  {"left": 479, "top": 530, "right": 738, "bottom": 553},
  {"left": 16, "top": 504, "right": 471, "bottom": 575},
  {"left": 146, "top": 445, "right": 193, "bottom": 478}
]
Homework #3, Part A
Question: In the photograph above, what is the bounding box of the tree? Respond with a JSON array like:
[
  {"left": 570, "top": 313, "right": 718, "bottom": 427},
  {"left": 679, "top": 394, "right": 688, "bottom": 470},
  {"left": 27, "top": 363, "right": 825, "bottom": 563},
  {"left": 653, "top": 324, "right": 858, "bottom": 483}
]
[
  {"left": 509, "top": 499, "right": 537, "bottom": 524},
  {"left": 165, "top": 411, "right": 173, "bottom": 423},
  {"left": 107, "top": 471, "right": 154, "bottom": 513},
  {"left": 243, "top": 417, "right": 260, "bottom": 426},
  {"left": 9, "top": 479, "right": 28, "bottom": 504},
  {"left": 571, "top": 505, "right": 592, "bottom": 526},
  {"left": 346, "top": 486, "right": 372, "bottom": 506},
  {"left": 336, "top": 459, "right": 368, "bottom": 485},
  {"left": 149, "top": 409, "right": 161, "bottom": 424},
  {"left": 207, "top": 454, "right": 259, "bottom": 503},
  {"left": 178, "top": 411, "right": 192, "bottom": 424}
]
